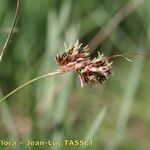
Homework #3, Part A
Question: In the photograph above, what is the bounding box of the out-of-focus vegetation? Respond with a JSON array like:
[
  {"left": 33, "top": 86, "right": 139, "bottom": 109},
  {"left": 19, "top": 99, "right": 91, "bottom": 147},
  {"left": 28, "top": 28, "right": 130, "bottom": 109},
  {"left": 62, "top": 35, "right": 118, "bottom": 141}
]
[{"left": 0, "top": 0, "right": 150, "bottom": 150}]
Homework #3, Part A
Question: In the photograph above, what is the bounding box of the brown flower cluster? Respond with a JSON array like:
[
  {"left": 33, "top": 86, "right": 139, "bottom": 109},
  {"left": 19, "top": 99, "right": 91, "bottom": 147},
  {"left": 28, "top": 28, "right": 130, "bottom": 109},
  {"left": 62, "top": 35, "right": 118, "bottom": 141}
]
[{"left": 55, "top": 40, "right": 113, "bottom": 87}]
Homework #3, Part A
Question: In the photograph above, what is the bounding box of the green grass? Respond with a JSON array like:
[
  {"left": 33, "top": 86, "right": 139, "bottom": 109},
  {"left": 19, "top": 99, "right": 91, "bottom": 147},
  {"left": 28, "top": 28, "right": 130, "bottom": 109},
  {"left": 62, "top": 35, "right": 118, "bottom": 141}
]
[{"left": 0, "top": 0, "right": 150, "bottom": 150}]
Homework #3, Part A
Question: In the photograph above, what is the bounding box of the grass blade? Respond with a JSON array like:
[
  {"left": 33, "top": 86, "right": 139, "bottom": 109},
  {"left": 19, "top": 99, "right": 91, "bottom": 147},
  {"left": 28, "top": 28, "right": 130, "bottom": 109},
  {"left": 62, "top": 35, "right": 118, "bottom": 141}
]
[
  {"left": 106, "top": 53, "right": 145, "bottom": 150},
  {"left": 80, "top": 107, "right": 107, "bottom": 150}
]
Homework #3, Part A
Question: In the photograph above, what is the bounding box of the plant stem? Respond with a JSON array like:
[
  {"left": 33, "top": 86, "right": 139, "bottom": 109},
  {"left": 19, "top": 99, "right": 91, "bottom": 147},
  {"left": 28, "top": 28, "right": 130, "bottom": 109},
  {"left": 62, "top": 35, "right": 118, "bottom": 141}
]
[
  {"left": 0, "top": 0, "right": 20, "bottom": 61},
  {"left": 0, "top": 70, "right": 62, "bottom": 103},
  {"left": 107, "top": 54, "right": 133, "bottom": 62}
]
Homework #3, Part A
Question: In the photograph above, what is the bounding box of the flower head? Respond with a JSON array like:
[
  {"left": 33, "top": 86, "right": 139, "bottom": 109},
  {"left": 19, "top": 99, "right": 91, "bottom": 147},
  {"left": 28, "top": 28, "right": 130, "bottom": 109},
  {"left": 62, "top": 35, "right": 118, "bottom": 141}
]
[
  {"left": 55, "top": 40, "right": 113, "bottom": 87},
  {"left": 55, "top": 40, "right": 89, "bottom": 66}
]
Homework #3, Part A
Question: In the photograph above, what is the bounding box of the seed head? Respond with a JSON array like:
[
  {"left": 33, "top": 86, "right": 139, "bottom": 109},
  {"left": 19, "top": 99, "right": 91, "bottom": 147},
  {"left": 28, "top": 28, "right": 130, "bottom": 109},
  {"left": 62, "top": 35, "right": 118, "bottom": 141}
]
[
  {"left": 56, "top": 40, "right": 89, "bottom": 66},
  {"left": 55, "top": 40, "right": 113, "bottom": 87}
]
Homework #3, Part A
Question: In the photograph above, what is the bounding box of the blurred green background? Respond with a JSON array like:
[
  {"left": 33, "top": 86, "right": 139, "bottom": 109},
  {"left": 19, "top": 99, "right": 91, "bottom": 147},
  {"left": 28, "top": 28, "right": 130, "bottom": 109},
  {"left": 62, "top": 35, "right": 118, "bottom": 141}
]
[{"left": 0, "top": 0, "right": 150, "bottom": 149}]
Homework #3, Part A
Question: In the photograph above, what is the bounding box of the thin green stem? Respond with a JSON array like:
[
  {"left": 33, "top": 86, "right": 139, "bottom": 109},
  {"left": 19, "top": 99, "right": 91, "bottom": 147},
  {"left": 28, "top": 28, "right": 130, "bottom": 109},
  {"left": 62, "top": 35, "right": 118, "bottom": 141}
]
[
  {"left": 0, "top": 70, "right": 62, "bottom": 103},
  {"left": 107, "top": 54, "right": 133, "bottom": 62},
  {"left": 0, "top": 0, "right": 20, "bottom": 61}
]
